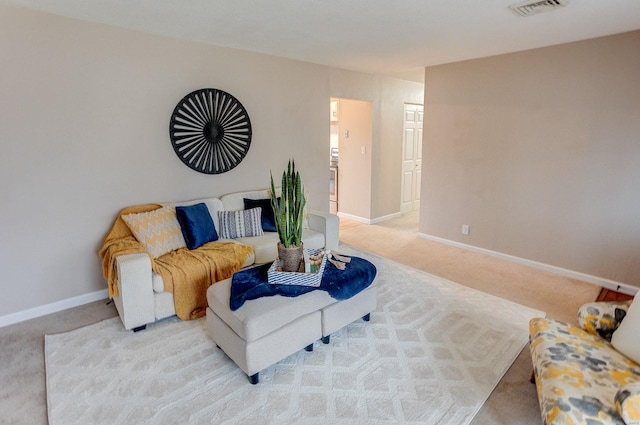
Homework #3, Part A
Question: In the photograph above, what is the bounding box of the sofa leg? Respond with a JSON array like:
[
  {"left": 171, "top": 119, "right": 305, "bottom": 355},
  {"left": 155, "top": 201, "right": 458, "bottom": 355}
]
[
  {"left": 322, "top": 335, "right": 330, "bottom": 344},
  {"left": 362, "top": 313, "right": 371, "bottom": 322},
  {"left": 304, "top": 343, "right": 314, "bottom": 352},
  {"left": 132, "top": 325, "right": 147, "bottom": 332},
  {"left": 249, "top": 373, "right": 259, "bottom": 385}
]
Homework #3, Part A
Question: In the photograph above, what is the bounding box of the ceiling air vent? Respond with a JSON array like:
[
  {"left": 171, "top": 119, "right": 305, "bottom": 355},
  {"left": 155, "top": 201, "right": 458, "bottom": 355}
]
[{"left": 510, "top": 0, "right": 567, "bottom": 17}]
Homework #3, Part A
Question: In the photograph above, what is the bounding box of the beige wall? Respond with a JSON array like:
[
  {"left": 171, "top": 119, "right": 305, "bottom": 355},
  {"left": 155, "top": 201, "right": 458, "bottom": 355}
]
[
  {"left": 421, "top": 31, "right": 640, "bottom": 288},
  {"left": 373, "top": 77, "right": 424, "bottom": 218},
  {"left": 335, "top": 99, "right": 373, "bottom": 219},
  {"left": 0, "top": 6, "right": 332, "bottom": 317},
  {"left": 0, "top": 5, "right": 423, "bottom": 319}
]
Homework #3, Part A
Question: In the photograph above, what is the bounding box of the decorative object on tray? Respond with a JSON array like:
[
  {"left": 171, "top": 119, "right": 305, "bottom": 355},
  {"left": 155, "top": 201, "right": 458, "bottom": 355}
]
[
  {"left": 268, "top": 248, "right": 327, "bottom": 287},
  {"left": 270, "top": 159, "right": 306, "bottom": 272},
  {"left": 331, "top": 252, "right": 351, "bottom": 263},
  {"left": 306, "top": 250, "right": 324, "bottom": 272},
  {"left": 169, "top": 88, "right": 252, "bottom": 174},
  {"left": 267, "top": 249, "right": 353, "bottom": 287}
]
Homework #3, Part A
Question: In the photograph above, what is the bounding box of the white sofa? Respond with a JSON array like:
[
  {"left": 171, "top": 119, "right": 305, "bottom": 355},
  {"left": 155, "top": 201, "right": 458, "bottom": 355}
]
[{"left": 111, "top": 189, "right": 339, "bottom": 331}]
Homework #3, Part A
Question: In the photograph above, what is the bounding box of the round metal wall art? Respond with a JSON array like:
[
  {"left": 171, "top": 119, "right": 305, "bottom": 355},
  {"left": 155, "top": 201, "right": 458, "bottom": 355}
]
[{"left": 169, "top": 88, "right": 252, "bottom": 174}]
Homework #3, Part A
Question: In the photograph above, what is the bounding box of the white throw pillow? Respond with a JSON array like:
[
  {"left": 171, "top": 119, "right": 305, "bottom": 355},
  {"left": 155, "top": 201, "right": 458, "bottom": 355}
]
[{"left": 611, "top": 295, "right": 640, "bottom": 364}]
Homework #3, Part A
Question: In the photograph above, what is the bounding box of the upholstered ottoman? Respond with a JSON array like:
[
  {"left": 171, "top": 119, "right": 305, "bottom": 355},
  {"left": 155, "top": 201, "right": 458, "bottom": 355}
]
[
  {"left": 321, "top": 284, "right": 377, "bottom": 344},
  {"left": 206, "top": 256, "right": 377, "bottom": 384},
  {"left": 206, "top": 277, "right": 335, "bottom": 384}
]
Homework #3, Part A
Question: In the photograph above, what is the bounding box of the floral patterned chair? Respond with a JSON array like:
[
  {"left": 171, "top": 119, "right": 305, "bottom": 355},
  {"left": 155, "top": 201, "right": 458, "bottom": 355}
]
[{"left": 530, "top": 300, "right": 640, "bottom": 425}]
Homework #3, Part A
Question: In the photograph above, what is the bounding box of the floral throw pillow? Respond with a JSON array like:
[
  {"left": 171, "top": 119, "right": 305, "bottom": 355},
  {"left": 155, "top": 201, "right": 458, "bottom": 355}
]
[{"left": 616, "top": 382, "right": 640, "bottom": 425}]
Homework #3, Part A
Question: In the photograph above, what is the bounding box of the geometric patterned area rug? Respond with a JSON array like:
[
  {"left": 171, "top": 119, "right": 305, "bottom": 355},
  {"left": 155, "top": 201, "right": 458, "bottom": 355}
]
[{"left": 45, "top": 247, "right": 543, "bottom": 425}]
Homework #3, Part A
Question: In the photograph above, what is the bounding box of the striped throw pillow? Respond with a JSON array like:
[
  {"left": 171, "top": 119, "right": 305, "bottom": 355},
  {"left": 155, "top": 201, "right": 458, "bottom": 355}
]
[
  {"left": 122, "top": 205, "right": 186, "bottom": 258},
  {"left": 218, "top": 208, "right": 264, "bottom": 239}
]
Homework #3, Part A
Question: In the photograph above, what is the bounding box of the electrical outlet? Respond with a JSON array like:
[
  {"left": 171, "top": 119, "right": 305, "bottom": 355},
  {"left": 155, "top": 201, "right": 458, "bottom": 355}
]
[{"left": 462, "top": 224, "right": 470, "bottom": 235}]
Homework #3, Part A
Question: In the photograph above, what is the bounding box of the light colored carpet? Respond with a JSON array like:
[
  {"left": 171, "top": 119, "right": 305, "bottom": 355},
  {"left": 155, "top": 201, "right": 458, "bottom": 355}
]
[
  {"left": 45, "top": 249, "right": 543, "bottom": 425},
  {"left": 339, "top": 211, "right": 602, "bottom": 425}
]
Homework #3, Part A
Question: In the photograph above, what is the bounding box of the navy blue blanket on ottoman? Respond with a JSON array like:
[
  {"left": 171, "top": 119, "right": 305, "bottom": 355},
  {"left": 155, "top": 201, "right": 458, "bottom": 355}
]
[{"left": 230, "top": 256, "right": 377, "bottom": 311}]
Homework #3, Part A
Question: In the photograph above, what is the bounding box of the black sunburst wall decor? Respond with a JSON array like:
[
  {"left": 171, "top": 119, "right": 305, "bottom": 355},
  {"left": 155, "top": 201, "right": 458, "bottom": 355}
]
[{"left": 169, "top": 88, "right": 252, "bottom": 174}]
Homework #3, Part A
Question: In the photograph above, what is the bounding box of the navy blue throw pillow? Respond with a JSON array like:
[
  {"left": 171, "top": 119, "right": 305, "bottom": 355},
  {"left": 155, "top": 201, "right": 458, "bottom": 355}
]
[
  {"left": 243, "top": 198, "right": 277, "bottom": 232},
  {"left": 175, "top": 203, "right": 218, "bottom": 250}
]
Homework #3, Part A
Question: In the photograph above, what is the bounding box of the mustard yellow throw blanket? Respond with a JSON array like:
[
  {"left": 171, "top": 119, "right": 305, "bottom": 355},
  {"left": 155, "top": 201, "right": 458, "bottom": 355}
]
[
  {"left": 99, "top": 204, "right": 254, "bottom": 321},
  {"left": 99, "top": 204, "right": 159, "bottom": 299}
]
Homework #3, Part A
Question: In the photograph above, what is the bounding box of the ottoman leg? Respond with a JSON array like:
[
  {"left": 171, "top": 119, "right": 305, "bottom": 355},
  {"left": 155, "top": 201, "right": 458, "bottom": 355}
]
[
  {"left": 304, "top": 343, "right": 314, "bottom": 352},
  {"left": 321, "top": 335, "right": 330, "bottom": 344},
  {"left": 363, "top": 313, "right": 371, "bottom": 322},
  {"left": 249, "top": 373, "right": 259, "bottom": 385}
]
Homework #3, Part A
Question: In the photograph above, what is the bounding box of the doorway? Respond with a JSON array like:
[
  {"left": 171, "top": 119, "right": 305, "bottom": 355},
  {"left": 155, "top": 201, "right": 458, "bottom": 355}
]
[
  {"left": 328, "top": 98, "right": 374, "bottom": 221},
  {"left": 400, "top": 103, "right": 423, "bottom": 213}
]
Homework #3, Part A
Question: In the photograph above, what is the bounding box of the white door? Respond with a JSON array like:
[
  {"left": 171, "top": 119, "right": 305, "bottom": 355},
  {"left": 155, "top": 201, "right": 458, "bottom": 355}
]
[{"left": 401, "top": 104, "right": 423, "bottom": 213}]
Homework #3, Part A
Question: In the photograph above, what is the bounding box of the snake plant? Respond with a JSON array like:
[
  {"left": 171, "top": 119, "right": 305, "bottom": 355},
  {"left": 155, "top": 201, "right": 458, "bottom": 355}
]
[{"left": 270, "top": 160, "right": 306, "bottom": 248}]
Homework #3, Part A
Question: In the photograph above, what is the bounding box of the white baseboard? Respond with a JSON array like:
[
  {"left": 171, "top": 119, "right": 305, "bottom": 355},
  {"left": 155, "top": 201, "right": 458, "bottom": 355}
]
[
  {"left": 418, "top": 233, "right": 638, "bottom": 296},
  {"left": 338, "top": 211, "right": 402, "bottom": 225},
  {"left": 371, "top": 212, "right": 403, "bottom": 224},
  {"left": 0, "top": 289, "right": 109, "bottom": 329}
]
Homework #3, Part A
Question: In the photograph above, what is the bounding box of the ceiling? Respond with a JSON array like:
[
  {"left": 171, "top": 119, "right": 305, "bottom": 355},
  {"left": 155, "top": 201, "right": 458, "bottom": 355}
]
[{"left": 4, "top": 0, "right": 640, "bottom": 82}]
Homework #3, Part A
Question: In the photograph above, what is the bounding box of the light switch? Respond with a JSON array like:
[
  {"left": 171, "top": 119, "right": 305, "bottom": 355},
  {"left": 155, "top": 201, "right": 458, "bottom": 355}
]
[
  {"left": 361, "top": 146, "right": 366, "bottom": 154},
  {"left": 344, "top": 130, "right": 349, "bottom": 138}
]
